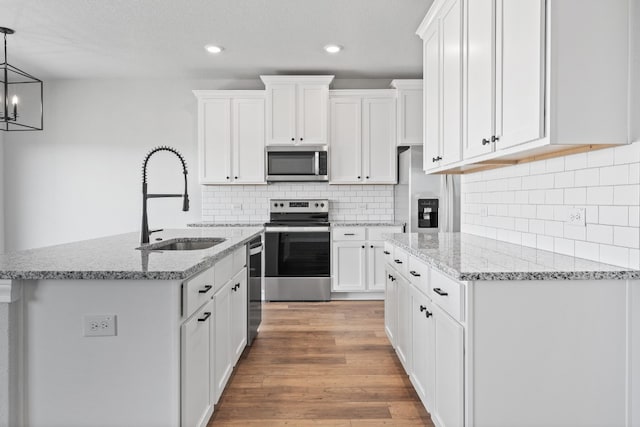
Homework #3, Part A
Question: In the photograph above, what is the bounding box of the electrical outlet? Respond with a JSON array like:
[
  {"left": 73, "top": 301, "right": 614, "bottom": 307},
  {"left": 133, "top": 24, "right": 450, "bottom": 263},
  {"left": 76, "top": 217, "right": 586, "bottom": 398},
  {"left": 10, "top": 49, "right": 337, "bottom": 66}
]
[
  {"left": 479, "top": 206, "right": 488, "bottom": 217},
  {"left": 231, "top": 203, "right": 243, "bottom": 211},
  {"left": 566, "top": 208, "right": 586, "bottom": 226},
  {"left": 83, "top": 315, "right": 117, "bottom": 337}
]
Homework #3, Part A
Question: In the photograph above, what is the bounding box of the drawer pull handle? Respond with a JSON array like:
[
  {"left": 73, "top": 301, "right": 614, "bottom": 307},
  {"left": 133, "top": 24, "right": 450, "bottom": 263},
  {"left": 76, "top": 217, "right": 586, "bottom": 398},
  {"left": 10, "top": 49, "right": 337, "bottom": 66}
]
[
  {"left": 419, "top": 305, "right": 426, "bottom": 312},
  {"left": 344, "top": 233, "right": 356, "bottom": 236},
  {"left": 389, "top": 275, "right": 396, "bottom": 282},
  {"left": 197, "top": 312, "right": 212, "bottom": 322},
  {"left": 433, "top": 287, "right": 448, "bottom": 296},
  {"left": 394, "top": 259, "right": 403, "bottom": 264},
  {"left": 199, "top": 285, "right": 213, "bottom": 294},
  {"left": 425, "top": 310, "right": 433, "bottom": 318},
  {"left": 409, "top": 271, "right": 420, "bottom": 277},
  {"left": 383, "top": 251, "right": 390, "bottom": 255}
]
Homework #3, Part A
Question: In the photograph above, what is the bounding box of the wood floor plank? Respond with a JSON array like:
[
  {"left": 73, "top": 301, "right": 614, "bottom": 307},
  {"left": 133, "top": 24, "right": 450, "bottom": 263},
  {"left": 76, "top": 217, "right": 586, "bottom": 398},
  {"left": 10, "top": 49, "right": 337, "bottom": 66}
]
[{"left": 208, "top": 301, "right": 433, "bottom": 426}]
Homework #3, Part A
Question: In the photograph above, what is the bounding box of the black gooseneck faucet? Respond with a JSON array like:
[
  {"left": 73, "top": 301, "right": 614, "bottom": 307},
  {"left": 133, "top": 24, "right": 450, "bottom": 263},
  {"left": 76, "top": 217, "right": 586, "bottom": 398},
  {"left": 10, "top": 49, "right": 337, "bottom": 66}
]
[{"left": 141, "top": 146, "right": 189, "bottom": 244}]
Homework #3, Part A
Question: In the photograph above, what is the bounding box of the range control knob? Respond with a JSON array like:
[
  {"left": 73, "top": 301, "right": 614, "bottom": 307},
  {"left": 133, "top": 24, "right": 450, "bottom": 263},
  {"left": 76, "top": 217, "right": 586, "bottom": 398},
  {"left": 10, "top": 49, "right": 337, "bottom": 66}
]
[
  {"left": 315, "top": 203, "right": 319, "bottom": 207},
  {"left": 274, "top": 203, "right": 278, "bottom": 207},
  {"left": 280, "top": 203, "right": 284, "bottom": 207},
  {"left": 320, "top": 203, "right": 325, "bottom": 207}
]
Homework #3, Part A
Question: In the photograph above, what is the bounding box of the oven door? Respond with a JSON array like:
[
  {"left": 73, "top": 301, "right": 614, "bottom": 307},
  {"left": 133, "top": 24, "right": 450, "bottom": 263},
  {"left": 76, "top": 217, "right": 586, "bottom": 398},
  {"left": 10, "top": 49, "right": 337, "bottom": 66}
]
[{"left": 264, "top": 227, "right": 330, "bottom": 277}]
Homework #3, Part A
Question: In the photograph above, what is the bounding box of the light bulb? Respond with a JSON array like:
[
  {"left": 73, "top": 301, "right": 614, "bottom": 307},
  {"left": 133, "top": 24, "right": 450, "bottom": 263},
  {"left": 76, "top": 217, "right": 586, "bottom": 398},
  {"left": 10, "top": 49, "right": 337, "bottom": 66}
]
[
  {"left": 11, "top": 95, "right": 18, "bottom": 105},
  {"left": 324, "top": 44, "right": 342, "bottom": 54},
  {"left": 205, "top": 45, "right": 224, "bottom": 54}
]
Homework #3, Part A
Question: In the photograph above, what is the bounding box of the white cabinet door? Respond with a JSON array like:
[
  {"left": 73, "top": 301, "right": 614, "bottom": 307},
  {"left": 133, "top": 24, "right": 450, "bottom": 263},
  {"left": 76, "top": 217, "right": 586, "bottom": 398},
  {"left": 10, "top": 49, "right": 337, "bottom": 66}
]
[
  {"left": 384, "top": 268, "right": 398, "bottom": 347},
  {"left": 362, "top": 97, "right": 397, "bottom": 184},
  {"left": 367, "top": 242, "right": 387, "bottom": 292},
  {"left": 464, "top": 0, "right": 494, "bottom": 159},
  {"left": 182, "top": 300, "right": 214, "bottom": 427},
  {"left": 230, "top": 268, "right": 248, "bottom": 365},
  {"left": 297, "top": 84, "right": 328, "bottom": 145},
  {"left": 332, "top": 241, "right": 366, "bottom": 292},
  {"left": 330, "top": 97, "right": 362, "bottom": 184},
  {"left": 200, "top": 98, "right": 231, "bottom": 183},
  {"left": 397, "top": 88, "right": 423, "bottom": 146},
  {"left": 495, "top": 0, "right": 545, "bottom": 149},
  {"left": 232, "top": 98, "right": 265, "bottom": 184},
  {"left": 266, "top": 84, "right": 296, "bottom": 145},
  {"left": 423, "top": 23, "right": 441, "bottom": 172},
  {"left": 411, "top": 287, "right": 436, "bottom": 412},
  {"left": 213, "top": 282, "right": 232, "bottom": 403},
  {"left": 433, "top": 305, "right": 464, "bottom": 427},
  {"left": 396, "top": 275, "right": 412, "bottom": 371},
  {"left": 440, "top": 0, "right": 463, "bottom": 166}
]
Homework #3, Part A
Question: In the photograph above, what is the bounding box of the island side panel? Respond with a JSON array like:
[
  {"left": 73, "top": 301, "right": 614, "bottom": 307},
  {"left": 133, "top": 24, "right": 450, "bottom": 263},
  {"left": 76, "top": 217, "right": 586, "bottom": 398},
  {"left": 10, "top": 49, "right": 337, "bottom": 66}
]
[
  {"left": 470, "top": 279, "right": 628, "bottom": 427},
  {"left": 23, "top": 279, "right": 182, "bottom": 427},
  {"left": 632, "top": 280, "right": 640, "bottom": 426}
]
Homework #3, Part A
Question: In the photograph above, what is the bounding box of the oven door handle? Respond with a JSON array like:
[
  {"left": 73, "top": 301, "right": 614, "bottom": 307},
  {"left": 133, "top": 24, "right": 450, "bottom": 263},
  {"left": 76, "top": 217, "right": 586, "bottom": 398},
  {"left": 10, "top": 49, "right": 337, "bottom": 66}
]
[
  {"left": 249, "top": 244, "right": 263, "bottom": 256},
  {"left": 315, "top": 152, "right": 320, "bottom": 176},
  {"left": 265, "top": 227, "right": 330, "bottom": 233}
]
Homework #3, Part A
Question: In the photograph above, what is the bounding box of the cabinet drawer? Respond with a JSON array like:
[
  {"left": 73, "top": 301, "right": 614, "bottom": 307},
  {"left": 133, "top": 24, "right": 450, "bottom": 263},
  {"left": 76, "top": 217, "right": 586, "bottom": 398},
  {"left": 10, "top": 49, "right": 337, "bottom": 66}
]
[
  {"left": 383, "top": 242, "right": 395, "bottom": 264},
  {"left": 430, "top": 268, "right": 464, "bottom": 322},
  {"left": 367, "top": 226, "right": 403, "bottom": 241},
  {"left": 333, "top": 227, "right": 366, "bottom": 241},
  {"left": 392, "top": 247, "right": 409, "bottom": 277},
  {"left": 183, "top": 267, "right": 216, "bottom": 318},
  {"left": 214, "top": 253, "right": 233, "bottom": 292},
  {"left": 408, "top": 255, "right": 430, "bottom": 296}
]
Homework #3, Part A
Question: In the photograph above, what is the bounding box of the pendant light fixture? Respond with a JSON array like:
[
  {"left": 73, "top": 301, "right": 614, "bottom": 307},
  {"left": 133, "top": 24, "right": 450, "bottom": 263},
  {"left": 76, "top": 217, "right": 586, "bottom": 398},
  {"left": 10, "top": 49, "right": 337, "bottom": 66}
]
[{"left": 0, "top": 27, "right": 43, "bottom": 131}]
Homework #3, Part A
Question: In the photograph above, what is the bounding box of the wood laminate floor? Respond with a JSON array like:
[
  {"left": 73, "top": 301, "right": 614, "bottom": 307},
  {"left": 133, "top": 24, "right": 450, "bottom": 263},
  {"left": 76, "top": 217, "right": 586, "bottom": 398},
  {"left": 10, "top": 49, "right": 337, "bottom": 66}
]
[{"left": 208, "top": 301, "right": 434, "bottom": 426}]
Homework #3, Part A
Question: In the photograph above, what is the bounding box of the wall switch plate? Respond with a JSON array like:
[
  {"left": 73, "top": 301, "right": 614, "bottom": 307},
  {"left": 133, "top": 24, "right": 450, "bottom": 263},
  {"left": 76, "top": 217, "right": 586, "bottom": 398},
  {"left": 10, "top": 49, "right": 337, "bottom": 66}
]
[
  {"left": 231, "top": 203, "right": 243, "bottom": 211},
  {"left": 83, "top": 315, "right": 117, "bottom": 337},
  {"left": 567, "top": 208, "right": 586, "bottom": 226}
]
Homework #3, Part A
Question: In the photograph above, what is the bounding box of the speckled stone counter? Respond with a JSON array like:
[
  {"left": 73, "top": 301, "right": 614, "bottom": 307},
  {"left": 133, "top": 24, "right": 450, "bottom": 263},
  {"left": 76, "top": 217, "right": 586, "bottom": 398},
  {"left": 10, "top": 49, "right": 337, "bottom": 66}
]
[
  {"left": 387, "top": 232, "right": 640, "bottom": 281},
  {"left": 331, "top": 222, "right": 405, "bottom": 227},
  {"left": 0, "top": 227, "right": 263, "bottom": 281},
  {"left": 187, "top": 222, "right": 265, "bottom": 227}
]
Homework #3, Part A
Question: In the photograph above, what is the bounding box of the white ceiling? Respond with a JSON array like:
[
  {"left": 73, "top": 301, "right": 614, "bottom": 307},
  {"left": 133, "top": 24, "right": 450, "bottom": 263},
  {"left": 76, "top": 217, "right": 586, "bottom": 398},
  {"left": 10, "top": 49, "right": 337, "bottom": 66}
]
[{"left": 1, "top": 0, "right": 433, "bottom": 80}]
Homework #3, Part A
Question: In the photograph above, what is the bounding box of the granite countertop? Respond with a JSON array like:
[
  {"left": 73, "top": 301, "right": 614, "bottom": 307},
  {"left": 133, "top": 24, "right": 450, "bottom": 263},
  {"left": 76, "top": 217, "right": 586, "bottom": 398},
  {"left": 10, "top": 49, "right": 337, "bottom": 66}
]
[
  {"left": 331, "top": 221, "right": 405, "bottom": 227},
  {"left": 188, "top": 222, "right": 265, "bottom": 227},
  {"left": 0, "top": 227, "right": 263, "bottom": 281},
  {"left": 387, "top": 232, "right": 640, "bottom": 281}
]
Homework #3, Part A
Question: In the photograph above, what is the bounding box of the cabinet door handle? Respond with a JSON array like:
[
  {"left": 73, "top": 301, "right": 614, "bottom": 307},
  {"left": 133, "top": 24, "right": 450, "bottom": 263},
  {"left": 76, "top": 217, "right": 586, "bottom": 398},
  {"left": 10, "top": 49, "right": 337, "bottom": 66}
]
[
  {"left": 409, "top": 271, "right": 420, "bottom": 277},
  {"left": 389, "top": 275, "right": 396, "bottom": 282},
  {"left": 291, "top": 137, "right": 295, "bottom": 141},
  {"left": 425, "top": 310, "right": 433, "bottom": 318},
  {"left": 492, "top": 135, "right": 500, "bottom": 142},
  {"left": 394, "top": 259, "right": 403, "bottom": 264},
  {"left": 433, "top": 287, "right": 448, "bottom": 296},
  {"left": 366, "top": 176, "right": 369, "bottom": 179},
  {"left": 357, "top": 176, "right": 361, "bottom": 179},
  {"left": 344, "top": 233, "right": 355, "bottom": 236},
  {"left": 362, "top": 245, "right": 365, "bottom": 249},
  {"left": 199, "top": 285, "right": 213, "bottom": 294},
  {"left": 226, "top": 176, "right": 230, "bottom": 180},
  {"left": 234, "top": 176, "right": 238, "bottom": 179},
  {"left": 197, "top": 312, "right": 212, "bottom": 322},
  {"left": 383, "top": 251, "right": 390, "bottom": 255},
  {"left": 432, "top": 157, "right": 437, "bottom": 163},
  {"left": 370, "top": 245, "right": 373, "bottom": 248},
  {"left": 419, "top": 305, "right": 426, "bottom": 312},
  {"left": 482, "top": 138, "right": 491, "bottom": 145},
  {"left": 300, "top": 137, "right": 304, "bottom": 141}
]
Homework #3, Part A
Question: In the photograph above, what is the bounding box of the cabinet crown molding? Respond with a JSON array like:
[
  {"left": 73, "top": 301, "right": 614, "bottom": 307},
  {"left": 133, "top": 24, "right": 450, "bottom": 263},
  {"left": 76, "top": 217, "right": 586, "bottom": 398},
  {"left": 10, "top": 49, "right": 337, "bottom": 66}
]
[
  {"left": 390, "top": 80, "right": 423, "bottom": 90},
  {"left": 260, "top": 75, "right": 335, "bottom": 86},
  {"left": 415, "top": 0, "right": 447, "bottom": 38},
  {"left": 192, "top": 90, "right": 265, "bottom": 99}
]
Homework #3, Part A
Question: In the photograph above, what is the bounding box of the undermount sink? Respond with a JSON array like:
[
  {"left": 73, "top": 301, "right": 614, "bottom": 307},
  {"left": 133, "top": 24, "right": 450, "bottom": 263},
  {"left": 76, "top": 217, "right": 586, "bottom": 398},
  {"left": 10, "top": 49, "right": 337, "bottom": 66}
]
[{"left": 139, "top": 238, "right": 226, "bottom": 251}]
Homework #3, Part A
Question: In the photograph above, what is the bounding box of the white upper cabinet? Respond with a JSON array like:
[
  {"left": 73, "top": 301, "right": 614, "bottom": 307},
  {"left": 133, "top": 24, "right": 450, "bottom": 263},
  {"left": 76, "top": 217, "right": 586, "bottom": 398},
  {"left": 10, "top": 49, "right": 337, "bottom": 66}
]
[
  {"left": 418, "top": 0, "right": 632, "bottom": 174},
  {"left": 391, "top": 80, "right": 424, "bottom": 146},
  {"left": 329, "top": 90, "right": 397, "bottom": 184},
  {"left": 193, "top": 91, "right": 265, "bottom": 185},
  {"left": 261, "top": 76, "right": 334, "bottom": 146},
  {"left": 419, "top": 0, "right": 463, "bottom": 172}
]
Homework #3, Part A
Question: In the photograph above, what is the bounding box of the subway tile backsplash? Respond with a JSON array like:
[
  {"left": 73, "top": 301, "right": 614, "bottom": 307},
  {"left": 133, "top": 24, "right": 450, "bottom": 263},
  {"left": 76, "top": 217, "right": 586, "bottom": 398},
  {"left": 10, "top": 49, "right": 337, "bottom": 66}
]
[
  {"left": 462, "top": 142, "right": 640, "bottom": 269},
  {"left": 201, "top": 183, "right": 394, "bottom": 223}
]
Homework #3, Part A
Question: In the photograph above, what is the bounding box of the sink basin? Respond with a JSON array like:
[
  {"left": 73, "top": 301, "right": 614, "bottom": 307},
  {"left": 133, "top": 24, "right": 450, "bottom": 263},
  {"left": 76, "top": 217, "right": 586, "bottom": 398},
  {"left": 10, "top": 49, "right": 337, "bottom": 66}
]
[{"left": 139, "top": 238, "right": 226, "bottom": 251}]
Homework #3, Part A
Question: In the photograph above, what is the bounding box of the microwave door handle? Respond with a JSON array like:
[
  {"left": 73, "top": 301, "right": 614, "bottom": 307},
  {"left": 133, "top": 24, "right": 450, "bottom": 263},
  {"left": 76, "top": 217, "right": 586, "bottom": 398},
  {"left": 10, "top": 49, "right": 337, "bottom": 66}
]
[{"left": 315, "top": 152, "right": 320, "bottom": 176}]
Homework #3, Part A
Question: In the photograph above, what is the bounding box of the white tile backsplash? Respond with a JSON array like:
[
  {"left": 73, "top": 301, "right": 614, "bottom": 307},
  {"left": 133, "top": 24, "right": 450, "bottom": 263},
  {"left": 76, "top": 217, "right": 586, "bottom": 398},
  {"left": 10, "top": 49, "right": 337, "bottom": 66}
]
[
  {"left": 201, "top": 183, "right": 394, "bottom": 222},
  {"left": 461, "top": 143, "right": 640, "bottom": 268}
]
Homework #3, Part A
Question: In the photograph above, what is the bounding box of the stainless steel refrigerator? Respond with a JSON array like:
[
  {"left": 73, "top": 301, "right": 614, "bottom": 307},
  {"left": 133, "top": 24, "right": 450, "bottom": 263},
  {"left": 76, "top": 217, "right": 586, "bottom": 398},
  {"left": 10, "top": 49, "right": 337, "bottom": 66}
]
[{"left": 394, "top": 146, "right": 460, "bottom": 233}]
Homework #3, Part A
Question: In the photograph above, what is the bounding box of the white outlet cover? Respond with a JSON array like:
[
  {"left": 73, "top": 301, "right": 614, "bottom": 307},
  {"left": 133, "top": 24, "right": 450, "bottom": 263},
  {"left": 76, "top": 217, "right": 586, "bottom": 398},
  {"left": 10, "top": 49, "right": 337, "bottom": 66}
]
[
  {"left": 83, "top": 314, "right": 117, "bottom": 337},
  {"left": 567, "top": 208, "right": 586, "bottom": 226}
]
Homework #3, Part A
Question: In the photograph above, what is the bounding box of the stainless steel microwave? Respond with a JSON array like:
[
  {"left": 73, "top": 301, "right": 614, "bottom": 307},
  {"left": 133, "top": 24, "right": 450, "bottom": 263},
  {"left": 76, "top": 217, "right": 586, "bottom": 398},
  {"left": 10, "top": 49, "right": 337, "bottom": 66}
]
[{"left": 266, "top": 145, "right": 328, "bottom": 182}]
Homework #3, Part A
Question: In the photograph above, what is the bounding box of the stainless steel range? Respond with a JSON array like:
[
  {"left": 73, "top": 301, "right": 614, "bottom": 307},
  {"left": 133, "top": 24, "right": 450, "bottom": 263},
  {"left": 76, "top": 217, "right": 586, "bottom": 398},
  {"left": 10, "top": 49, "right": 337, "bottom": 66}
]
[{"left": 264, "top": 199, "right": 330, "bottom": 301}]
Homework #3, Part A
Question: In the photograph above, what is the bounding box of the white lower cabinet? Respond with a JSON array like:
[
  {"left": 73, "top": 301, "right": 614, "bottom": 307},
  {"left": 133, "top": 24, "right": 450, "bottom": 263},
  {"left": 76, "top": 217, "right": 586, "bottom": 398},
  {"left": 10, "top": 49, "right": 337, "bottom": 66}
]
[
  {"left": 181, "top": 300, "right": 214, "bottom": 427},
  {"left": 230, "top": 268, "right": 248, "bottom": 365},
  {"left": 384, "top": 267, "right": 398, "bottom": 346},
  {"left": 213, "top": 280, "right": 232, "bottom": 403},
  {"left": 410, "top": 286, "right": 435, "bottom": 412},
  {"left": 395, "top": 274, "right": 412, "bottom": 371},
  {"left": 333, "top": 226, "right": 404, "bottom": 293}
]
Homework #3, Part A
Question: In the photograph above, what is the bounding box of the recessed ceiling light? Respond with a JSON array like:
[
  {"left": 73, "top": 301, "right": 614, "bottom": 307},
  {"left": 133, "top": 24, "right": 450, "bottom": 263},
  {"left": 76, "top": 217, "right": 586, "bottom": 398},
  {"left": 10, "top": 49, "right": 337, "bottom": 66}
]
[
  {"left": 324, "top": 44, "right": 342, "bottom": 54},
  {"left": 205, "top": 45, "right": 224, "bottom": 54}
]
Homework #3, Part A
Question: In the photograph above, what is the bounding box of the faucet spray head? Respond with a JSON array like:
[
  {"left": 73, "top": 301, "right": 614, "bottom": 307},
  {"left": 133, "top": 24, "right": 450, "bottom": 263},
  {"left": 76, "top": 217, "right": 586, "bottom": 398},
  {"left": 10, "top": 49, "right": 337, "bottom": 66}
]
[{"left": 183, "top": 194, "right": 190, "bottom": 211}]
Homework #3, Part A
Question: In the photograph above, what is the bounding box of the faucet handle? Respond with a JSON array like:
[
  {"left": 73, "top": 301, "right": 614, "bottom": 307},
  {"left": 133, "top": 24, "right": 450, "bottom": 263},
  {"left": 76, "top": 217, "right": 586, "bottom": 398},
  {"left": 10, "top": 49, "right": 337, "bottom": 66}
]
[{"left": 149, "top": 228, "right": 164, "bottom": 235}]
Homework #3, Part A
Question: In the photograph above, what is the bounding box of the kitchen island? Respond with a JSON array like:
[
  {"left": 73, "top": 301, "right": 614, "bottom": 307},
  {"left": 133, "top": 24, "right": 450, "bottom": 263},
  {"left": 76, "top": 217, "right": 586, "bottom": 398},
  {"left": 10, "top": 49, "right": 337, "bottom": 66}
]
[
  {"left": 384, "top": 232, "right": 640, "bottom": 427},
  {"left": 0, "top": 227, "right": 263, "bottom": 427}
]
